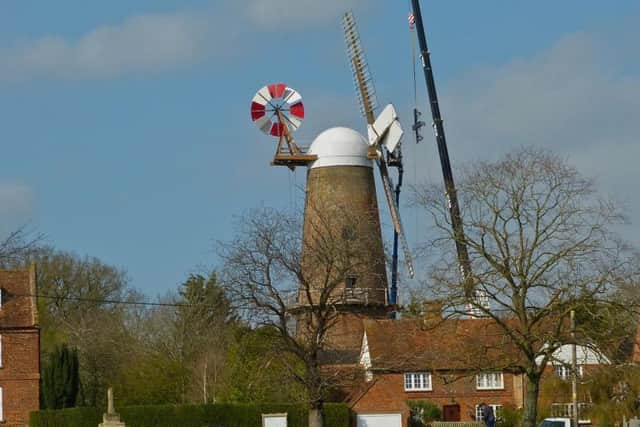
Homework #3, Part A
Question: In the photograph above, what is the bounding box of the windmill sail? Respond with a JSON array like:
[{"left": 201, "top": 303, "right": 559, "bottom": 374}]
[
  {"left": 378, "top": 159, "right": 415, "bottom": 278},
  {"left": 343, "top": 10, "right": 415, "bottom": 281},
  {"left": 343, "top": 11, "right": 377, "bottom": 123}
]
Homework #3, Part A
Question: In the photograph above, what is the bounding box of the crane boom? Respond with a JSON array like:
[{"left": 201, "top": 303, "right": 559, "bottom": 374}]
[{"left": 410, "top": 0, "right": 474, "bottom": 297}]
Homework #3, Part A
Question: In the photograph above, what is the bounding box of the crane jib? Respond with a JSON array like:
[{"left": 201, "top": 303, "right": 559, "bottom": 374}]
[{"left": 410, "top": 0, "right": 474, "bottom": 294}]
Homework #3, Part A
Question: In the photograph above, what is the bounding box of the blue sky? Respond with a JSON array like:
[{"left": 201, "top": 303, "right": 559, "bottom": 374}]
[{"left": 1, "top": 1, "right": 639, "bottom": 298}]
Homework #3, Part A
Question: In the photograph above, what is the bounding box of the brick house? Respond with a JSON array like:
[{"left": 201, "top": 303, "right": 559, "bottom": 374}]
[
  {"left": 537, "top": 344, "right": 609, "bottom": 423},
  {"left": 0, "top": 266, "right": 40, "bottom": 426},
  {"left": 346, "top": 315, "right": 610, "bottom": 427},
  {"left": 351, "top": 317, "right": 523, "bottom": 426}
]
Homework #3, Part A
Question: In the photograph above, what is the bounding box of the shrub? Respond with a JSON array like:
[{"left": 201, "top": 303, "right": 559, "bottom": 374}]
[
  {"left": 497, "top": 405, "right": 523, "bottom": 427},
  {"left": 323, "top": 403, "right": 351, "bottom": 427},
  {"left": 408, "top": 400, "right": 442, "bottom": 427}
]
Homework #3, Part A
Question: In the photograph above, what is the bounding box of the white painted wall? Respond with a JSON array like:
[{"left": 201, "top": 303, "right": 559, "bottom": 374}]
[{"left": 262, "top": 413, "right": 287, "bottom": 427}]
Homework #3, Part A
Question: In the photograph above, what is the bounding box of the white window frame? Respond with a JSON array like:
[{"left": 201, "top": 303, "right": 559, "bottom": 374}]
[
  {"left": 476, "top": 372, "right": 504, "bottom": 390},
  {"left": 475, "top": 404, "right": 502, "bottom": 422},
  {"left": 404, "top": 372, "right": 432, "bottom": 391},
  {"left": 0, "top": 334, "right": 3, "bottom": 368},
  {"left": 0, "top": 386, "right": 3, "bottom": 422},
  {"left": 555, "top": 364, "right": 583, "bottom": 380},
  {"left": 550, "top": 402, "right": 591, "bottom": 424}
]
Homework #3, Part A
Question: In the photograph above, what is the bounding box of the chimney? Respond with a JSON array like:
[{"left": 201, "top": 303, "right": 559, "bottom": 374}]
[{"left": 423, "top": 300, "right": 443, "bottom": 327}]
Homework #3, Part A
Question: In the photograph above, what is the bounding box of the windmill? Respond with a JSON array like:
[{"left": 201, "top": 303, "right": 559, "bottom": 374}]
[
  {"left": 250, "top": 83, "right": 317, "bottom": 169},
  {"left": 249, "top": 51, "right": 406, "bottom": 357},
  {"left": 343, "top": 10, "right": 414, "bottom": 306},
  {"left": 250, "top": 84, "right": 391, "bottom": 311}
]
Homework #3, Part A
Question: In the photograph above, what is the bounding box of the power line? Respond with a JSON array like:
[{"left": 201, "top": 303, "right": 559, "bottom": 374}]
[{"left": 15, "top": 293, "right": 203, "bottom": 309}]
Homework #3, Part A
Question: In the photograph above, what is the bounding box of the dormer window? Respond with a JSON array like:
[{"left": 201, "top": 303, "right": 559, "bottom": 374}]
[
  {"left": 341, "top": 225, "right": 356, "bottom": 241},
  {"left": 346, "top": 276, "right": 357, "bottom": 289}
]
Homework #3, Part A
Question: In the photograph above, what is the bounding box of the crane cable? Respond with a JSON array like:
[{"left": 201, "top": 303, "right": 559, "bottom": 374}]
[
  {"left": 288, "top": 169, "right": 292, "bottom": 210},
  {"left": 409, "top": 2, "right": 418, "bottom": 109},
  {"left": 293, "top": 168, "right": 298, "bottom": 212},
  {"left": 408, "top": 2, "right": 421, "bottom": 244}
]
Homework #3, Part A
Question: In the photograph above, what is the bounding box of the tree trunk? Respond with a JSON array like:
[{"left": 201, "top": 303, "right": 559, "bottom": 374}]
[
  {"left": 309, "top": 407, "right": 324, "bottom": 427},
  {"left": 203, "top": 360, "right": 208, "bottom": 404},
  {"left": 523, "top": 373, "right": 541, "bottom": 427}
]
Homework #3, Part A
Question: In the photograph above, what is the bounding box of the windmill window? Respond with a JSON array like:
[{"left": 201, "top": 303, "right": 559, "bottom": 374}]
[
  {"left": 346, "top": 276, "right": 357, "bottom": 289},
  {"left": 341, "top": 225, "right": 357, "bottom": 241}
]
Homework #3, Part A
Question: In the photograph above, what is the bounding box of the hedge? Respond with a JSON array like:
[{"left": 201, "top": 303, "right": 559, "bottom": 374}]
[
  {"left": 30, "top": 402, "right": 350, "bottom": 427},
  {"left": 29, "top": 407, "right": 101, "bottom": 427}
]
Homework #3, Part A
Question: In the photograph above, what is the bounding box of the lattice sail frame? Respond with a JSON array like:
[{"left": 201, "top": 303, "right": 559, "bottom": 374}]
[
  {"left": 343, "top": 11, "right": 415, "bottom": 279},
  {"left": 343, "top": 11, "right": 378, "bottom": 123}
]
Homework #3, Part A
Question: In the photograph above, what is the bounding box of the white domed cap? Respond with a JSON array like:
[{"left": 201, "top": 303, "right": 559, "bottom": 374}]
[{"left": 308, "top": 127, "right": 372, "bottom": 169}]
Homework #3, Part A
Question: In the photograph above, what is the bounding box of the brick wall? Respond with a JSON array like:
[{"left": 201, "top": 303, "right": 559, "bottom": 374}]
[
  {"left": 352, "top": 375, "right": 410, "bottom": 426},
  {"left": 0, "top": 269, "right": 37, "bottom": 328},
  {"left": 0, "top": 377, "right": 39, "bottom": 426},
  {"left": 0, "top": 269, "right": 40, "bottom": 427}
]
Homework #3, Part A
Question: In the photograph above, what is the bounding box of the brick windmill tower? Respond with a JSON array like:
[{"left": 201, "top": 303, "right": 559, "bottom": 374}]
[{"left": 302, "top": 126, "right": 389, "bottom": 308}]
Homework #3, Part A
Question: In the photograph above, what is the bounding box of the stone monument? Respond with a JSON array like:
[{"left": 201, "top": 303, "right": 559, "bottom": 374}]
[{"left": 99, "top": 387, "right": 126, "bottom": 427}]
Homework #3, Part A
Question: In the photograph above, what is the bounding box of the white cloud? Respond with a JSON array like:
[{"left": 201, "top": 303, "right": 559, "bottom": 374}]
[
  {"left": 0, "top": 12, "right": 215, "bottom": 81},
  {"left": 0, "top": 1, "right": 372, "bottom": 81},
  {"left": 441, "top": 32, "right": 639, "bottom": 156},
  {"left": 0, "top": 183, "right": 35, "bottom": 219},
  {"left": 405, "top": 20, "right": 640, "bottom": 244},
  {"left": 246, "top": 0, "right": 364, "bottom": 29}
]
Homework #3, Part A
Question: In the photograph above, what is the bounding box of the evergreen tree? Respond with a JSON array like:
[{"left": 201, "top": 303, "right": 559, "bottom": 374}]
[{"left": 42, "top": 344, "right": 80, "bottom": 409}]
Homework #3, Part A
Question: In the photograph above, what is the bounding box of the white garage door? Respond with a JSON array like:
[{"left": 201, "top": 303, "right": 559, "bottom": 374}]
[{"left": 357, "top": 413, "right": 402, "bottom": 427}]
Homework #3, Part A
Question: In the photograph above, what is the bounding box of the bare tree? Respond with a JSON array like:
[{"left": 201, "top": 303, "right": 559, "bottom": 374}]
[
  {"left": 0, "top": 224, "right": 42, "bottom": 267},
  {"left": 219, "top": 206, "right": 379, "bottom": 427},
  {"left": 413, "top": 147, "right": 638, "bottom": 427}
]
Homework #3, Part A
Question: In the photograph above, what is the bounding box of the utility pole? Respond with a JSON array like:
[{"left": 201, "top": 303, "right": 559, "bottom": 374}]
[{"left": 571, "top": 309, "right": 579, "bottom": 427}]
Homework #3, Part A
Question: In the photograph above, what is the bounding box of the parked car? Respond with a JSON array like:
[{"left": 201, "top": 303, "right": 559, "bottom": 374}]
[{"left": 539, "top": 418, "right": 575, "bottom": 427}]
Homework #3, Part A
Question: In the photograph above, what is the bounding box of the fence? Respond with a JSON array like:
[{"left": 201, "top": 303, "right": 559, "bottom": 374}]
[
  {"left": 550, "top": 403, "right": 591, "bottom": 424},
  {"left": 432, "top": 422, "right": 484, "bottom": 427}
]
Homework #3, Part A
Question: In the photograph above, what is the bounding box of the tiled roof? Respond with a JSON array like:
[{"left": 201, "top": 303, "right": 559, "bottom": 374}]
[
  {"left": 319, "top": 349, "right": 361, "bottom": 365},
  {"left": 0, "top": 266, "right": 38, "bottom": 328},
  {"left": 362, "top": 317, "right": 526, "bottom": 372}
]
